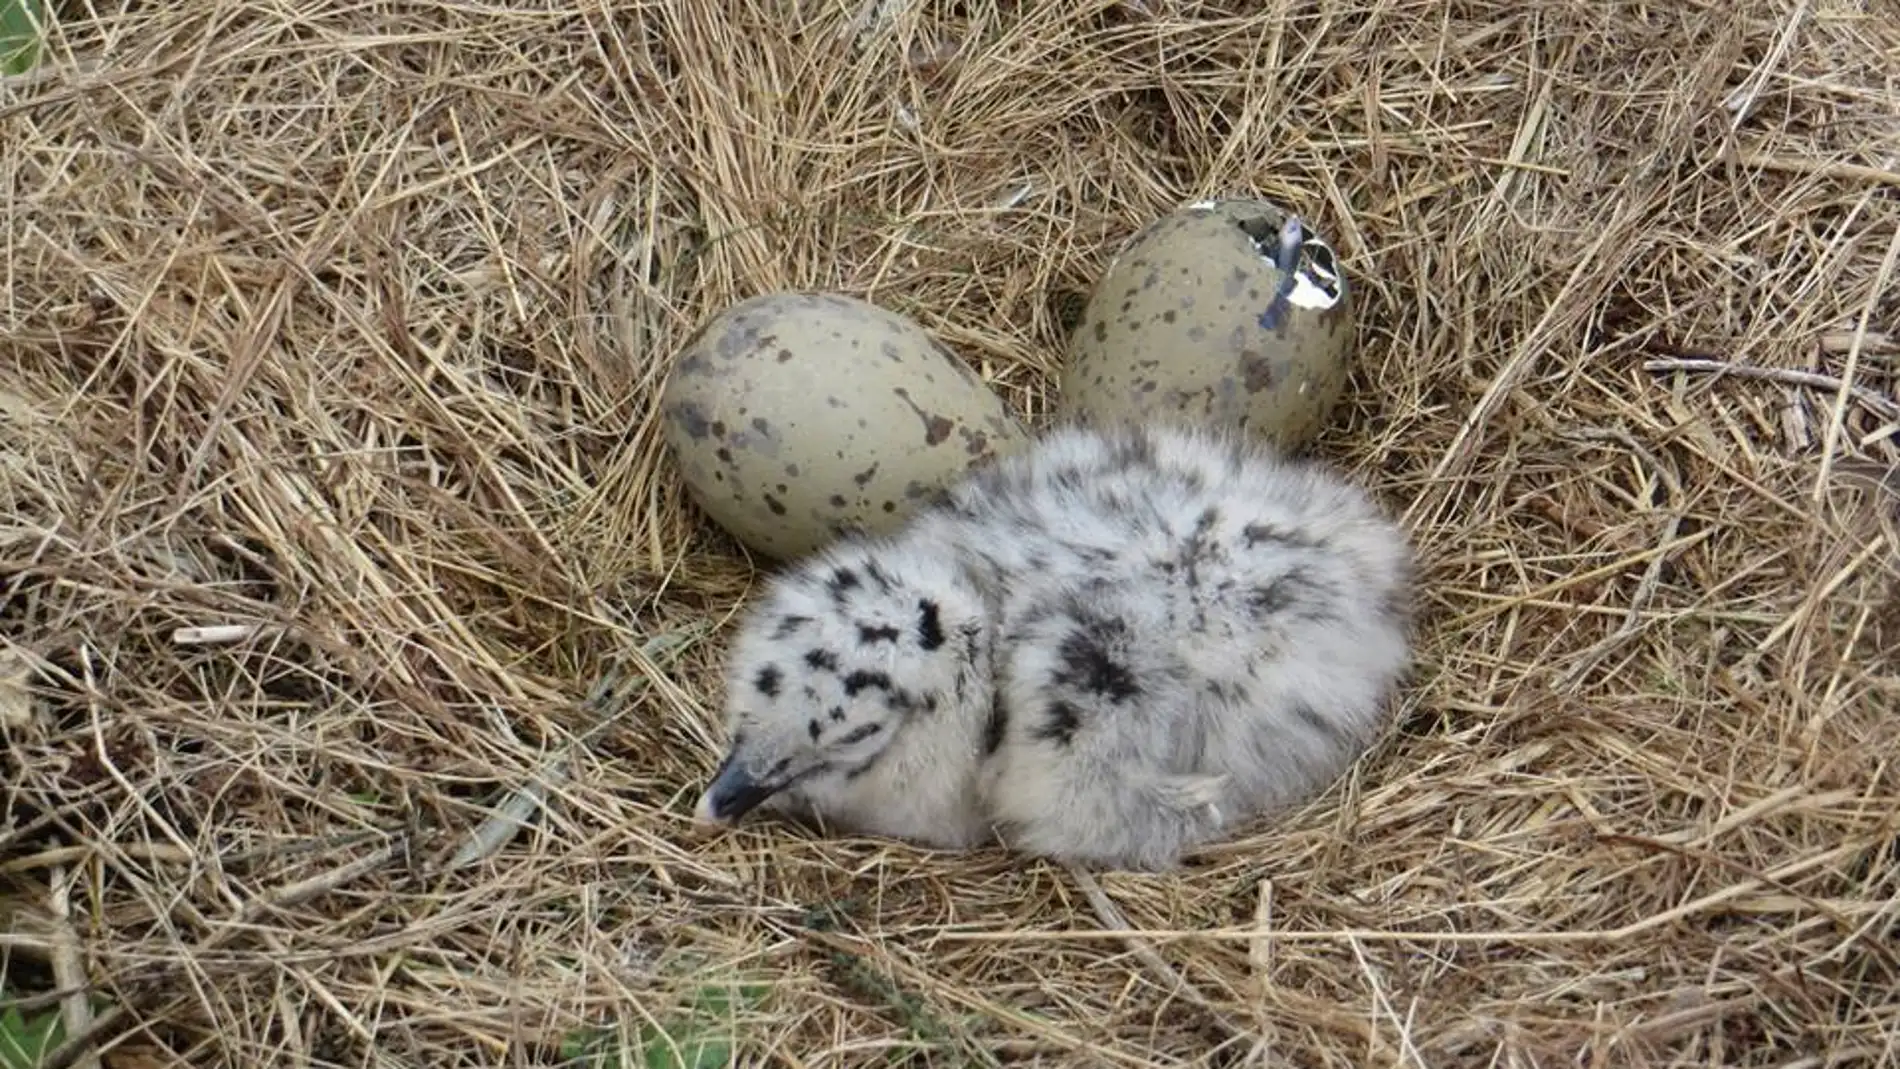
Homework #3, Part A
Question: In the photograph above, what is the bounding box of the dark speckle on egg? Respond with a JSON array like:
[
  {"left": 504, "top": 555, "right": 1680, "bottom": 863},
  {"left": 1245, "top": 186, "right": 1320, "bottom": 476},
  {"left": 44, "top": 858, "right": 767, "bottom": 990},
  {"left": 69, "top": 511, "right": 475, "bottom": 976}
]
[
  {"left": 659, "top": 290, "right": 1029, "bottom": 561},
  {"left": 670, "top": 401, "right": 713, "bottom": 440},
  {"left": 891, "top": 387, "right": 955, "bottom": 446},
  {"left": 1242, "top": 351, "right": 1275, "bottom": 392}
]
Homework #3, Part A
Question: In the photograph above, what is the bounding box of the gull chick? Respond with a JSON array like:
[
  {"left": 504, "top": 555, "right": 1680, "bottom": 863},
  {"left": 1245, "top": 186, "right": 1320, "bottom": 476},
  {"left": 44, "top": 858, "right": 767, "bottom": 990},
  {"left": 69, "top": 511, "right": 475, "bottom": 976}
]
[{"left": 692, "top": 421, "right": 1414, "bottom": 870}]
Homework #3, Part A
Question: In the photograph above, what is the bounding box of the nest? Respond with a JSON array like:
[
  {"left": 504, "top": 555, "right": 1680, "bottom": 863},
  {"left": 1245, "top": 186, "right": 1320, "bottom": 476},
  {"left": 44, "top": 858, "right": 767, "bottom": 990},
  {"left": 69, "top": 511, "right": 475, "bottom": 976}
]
[{"left": 2, "top": 1, "right": 1896, "bottom": 1065}]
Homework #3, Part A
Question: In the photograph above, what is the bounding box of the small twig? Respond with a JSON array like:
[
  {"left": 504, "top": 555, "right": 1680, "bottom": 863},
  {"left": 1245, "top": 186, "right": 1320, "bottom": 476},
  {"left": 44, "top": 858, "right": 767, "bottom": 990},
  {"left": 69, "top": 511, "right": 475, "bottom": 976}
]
[
  {"left": 46, "top": 866, "right": 103, "bottom": 1069},
  {"left": 170, "top": 623, "right": 273, "bottom": 646},
  {"left": 1737, "top": 150, "right": 1900, "bottom": 191},
  {"left": 1553, "top": 427, "right": 1689, "bottom": 693},
  {"left": 1643, "top": 358, "right": 1898, "bottom": 418},
  {"left": 1722, "top": 0, "right": 1809, "bottom": 128},
  {"left": 1063, "top": 863, "right": 1254, "bottom": 1045},
  {"left": 446, "top": 626, "right": 708, "bottom": 870},
  {"left": 32, "top": 839, "right": 406, "bottom": 1069},
  {"left": 38, "top": 1005, "right": 133, "bottom": 1069},
  {"left": 1816, "top": 219, "right": 1900, "bottom": 503}
]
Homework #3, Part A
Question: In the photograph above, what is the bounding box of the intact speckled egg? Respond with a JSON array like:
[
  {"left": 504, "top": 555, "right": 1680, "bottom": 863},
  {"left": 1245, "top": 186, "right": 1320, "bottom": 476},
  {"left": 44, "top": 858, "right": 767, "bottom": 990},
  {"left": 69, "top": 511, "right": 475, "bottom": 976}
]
[
  {"left": 1059, "top": 198, "right": 1354, "bottom": 450},
  {"left": 660, "top": 292, "right": 1030, "bottom": 561}
]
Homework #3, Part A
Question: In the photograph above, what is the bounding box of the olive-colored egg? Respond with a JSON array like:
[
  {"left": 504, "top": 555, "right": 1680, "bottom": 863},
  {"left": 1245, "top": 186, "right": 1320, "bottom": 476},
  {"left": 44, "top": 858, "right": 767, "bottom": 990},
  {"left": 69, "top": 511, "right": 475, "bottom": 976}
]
[
  {"left": 660, "top": 292, "right": 1030, "bottom": 561},
  {"left": 1059, "top": 198, "right": 1355, "bottom": 450}
]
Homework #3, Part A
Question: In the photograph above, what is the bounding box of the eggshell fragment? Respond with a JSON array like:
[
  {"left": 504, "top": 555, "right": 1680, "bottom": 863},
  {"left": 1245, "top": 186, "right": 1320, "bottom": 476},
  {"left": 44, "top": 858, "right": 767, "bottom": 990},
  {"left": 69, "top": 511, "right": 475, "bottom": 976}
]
[
  {"left": 1060, "top": 198, "right": 1355, "bottom": 450},
  {"left": 661, "top": 292, "right": 1030, "bottom": 561}
]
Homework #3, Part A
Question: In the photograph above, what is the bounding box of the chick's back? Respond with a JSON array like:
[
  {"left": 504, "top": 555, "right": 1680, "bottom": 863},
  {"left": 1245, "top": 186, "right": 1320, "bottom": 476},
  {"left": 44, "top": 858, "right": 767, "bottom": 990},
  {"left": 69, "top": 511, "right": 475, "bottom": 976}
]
[{"left": 939, "top": 421, "right": 1414, "bottom": 869}]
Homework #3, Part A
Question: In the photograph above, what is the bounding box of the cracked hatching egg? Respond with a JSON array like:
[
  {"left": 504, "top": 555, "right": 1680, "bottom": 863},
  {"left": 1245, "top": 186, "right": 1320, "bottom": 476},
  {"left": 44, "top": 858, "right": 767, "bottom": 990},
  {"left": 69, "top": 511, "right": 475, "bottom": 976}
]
[
  {"left": 660, "top": 292, "right": 1030, "bottom": 561},
  {"left": 1059, "top": 198, "right": 1354, "bottom": 451}
]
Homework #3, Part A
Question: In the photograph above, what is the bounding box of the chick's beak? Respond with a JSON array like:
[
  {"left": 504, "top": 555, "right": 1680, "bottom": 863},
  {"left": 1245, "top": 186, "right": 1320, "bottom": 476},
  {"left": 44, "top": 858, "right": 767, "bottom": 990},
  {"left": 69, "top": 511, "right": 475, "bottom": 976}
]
[{"left": 693, "top": 749, "right": 780, "bottom": 826}]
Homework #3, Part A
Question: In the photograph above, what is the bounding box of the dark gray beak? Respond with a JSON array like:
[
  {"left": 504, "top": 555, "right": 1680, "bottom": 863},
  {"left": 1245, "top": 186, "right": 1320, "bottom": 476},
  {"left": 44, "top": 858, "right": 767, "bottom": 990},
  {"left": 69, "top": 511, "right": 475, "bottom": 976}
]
[{"left": 693, "top": 750, "right": 780, "bottom": 825}]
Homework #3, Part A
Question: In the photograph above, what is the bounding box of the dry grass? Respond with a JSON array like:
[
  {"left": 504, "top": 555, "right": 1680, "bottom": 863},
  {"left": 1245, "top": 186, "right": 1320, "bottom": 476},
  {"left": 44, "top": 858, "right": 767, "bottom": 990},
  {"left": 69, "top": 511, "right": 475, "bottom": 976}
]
[{"left": 1, "top": 0, "right": 1897, "bottom": 1065}]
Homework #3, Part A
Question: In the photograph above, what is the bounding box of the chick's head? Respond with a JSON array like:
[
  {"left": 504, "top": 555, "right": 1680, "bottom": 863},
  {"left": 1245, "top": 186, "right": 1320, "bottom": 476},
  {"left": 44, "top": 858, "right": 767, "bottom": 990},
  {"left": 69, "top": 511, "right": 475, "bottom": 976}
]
[{"left": 694, "top": 536, "right": 990, "bottom": 829}]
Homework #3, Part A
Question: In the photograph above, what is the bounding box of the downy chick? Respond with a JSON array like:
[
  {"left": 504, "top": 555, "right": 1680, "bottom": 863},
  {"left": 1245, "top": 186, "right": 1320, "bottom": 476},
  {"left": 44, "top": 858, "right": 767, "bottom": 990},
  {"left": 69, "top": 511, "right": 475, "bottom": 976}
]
[{"left": 693, "top": 421, "right": 1414, "bottom": 870}]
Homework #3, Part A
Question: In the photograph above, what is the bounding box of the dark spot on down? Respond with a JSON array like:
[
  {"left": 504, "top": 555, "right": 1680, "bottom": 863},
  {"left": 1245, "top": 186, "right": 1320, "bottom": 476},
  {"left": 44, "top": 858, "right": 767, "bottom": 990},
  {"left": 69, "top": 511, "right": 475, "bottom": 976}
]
[
  {"left": 805, "top": 648, "right": 839, "bottom": 672},
  {"left": 916, "top": 600, "right": 945, "bottom": 650},
  {"left": 1243, "top": 522, "right": 1318, "bottom": 549},
  {"left": 1036, "top": 699, "right": 1082, "bottom": 745},
  {"left": 773, "top": 615, "right": 810, "bottom": 639},
  {"left": 857, "top": 623, "right": 900, "bottom": 645},
  {"left": 1249, "top": 581, "right": 1294, "bottom": 617},
  {"left": 1291, "top": 701, "right": 1349, "bottom": 744},
  {"left": 754, "top": 664, "right": 782, "bottom": 697},
  {"left": 807, "top": 719, "right": 822, "bottom": 741},
  {"left": 827, "top": 568, "right": 860, "bottom": 601},
  {"left": 1108, "top": 429, "right": 1156, "bottom": 470},
  {"left": 1250, "top": 573, "right": 1336, "bottom": 623},
  {"left": 861, "top": 560, "right": 895, "bottom": 594},
  {"left": 983, "top": 697, "right": 1009, "bottom": 755},
  {"left": 837, "top": 722, "right": 883, "bottom": 745},
  {"left": 842, "top": 670, "right": 892, "bottom": 696},
  {"left": 1052, "top": 620, "right": 1140, "bottom": 703}
]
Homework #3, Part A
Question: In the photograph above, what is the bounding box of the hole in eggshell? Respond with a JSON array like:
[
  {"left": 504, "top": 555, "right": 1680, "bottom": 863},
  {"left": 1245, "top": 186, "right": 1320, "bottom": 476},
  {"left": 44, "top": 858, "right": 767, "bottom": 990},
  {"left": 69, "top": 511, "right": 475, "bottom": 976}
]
[{"left": 1231, "top": 214, "right": 1283, "bottom": 256}]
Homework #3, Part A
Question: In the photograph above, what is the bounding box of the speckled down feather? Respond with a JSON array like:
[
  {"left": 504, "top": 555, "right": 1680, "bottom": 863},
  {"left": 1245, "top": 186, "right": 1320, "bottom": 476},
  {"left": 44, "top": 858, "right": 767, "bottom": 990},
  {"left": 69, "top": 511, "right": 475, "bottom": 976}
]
[{"left": 692, "top": 421, "right": 1414, "bottom": 870}]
